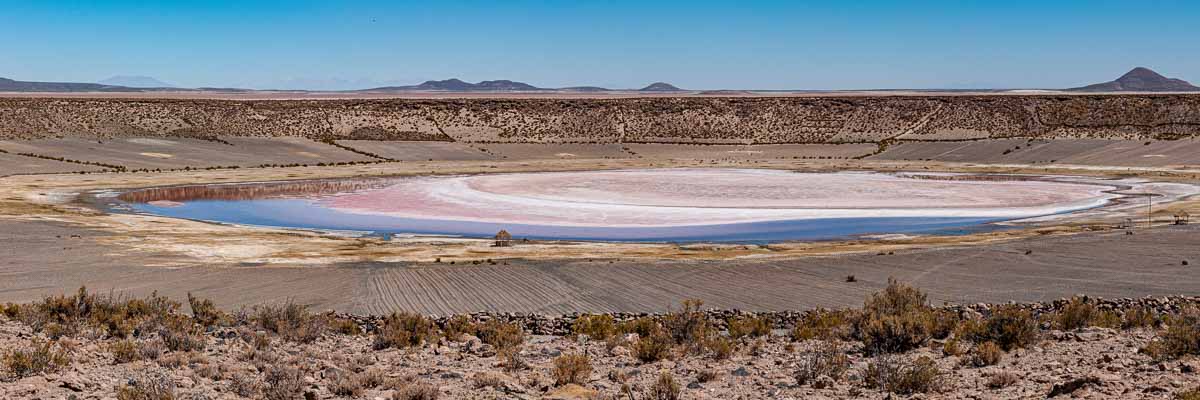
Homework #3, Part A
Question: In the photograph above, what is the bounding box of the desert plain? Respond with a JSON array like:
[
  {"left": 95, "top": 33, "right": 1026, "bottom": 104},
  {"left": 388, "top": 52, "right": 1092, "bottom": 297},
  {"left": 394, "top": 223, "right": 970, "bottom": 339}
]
[{"left": 2, "top": 93, "right": 1200, "bottom": 399}]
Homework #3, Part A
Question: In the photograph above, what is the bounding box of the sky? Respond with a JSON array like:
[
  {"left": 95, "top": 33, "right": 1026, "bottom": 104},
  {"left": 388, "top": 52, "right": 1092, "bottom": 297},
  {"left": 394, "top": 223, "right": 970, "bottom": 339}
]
[{"left": 1, "top": 1, "right": 1199, "bottom": 90}]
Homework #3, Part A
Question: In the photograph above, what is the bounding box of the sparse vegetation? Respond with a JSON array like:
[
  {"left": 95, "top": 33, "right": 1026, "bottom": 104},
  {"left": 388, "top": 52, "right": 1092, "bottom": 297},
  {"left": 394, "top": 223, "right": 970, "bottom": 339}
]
[
  {"left": 856, "top": 278, "right": 938, "bottom": 354},
  {"left": 727, "top": 315, "right": 771, "bottom": 339},
  {"left": 572, "top": 314, "right": 617, "bottom": 340},
  {"left": 116, "top": 374, "right": 175, "bottom": 400},
  {"left": 1144, "top": 307, "right": 1200, "bottom": 361},
  {"left": 958, "top": 305, "right": 1039, "bottom": 351},
  {"left": 373, "top": 312, "right": 438, "bottom": 350},
  {"left": 647, "top": 371, "right": 682, "bottom": 400},
  {"left": 249, "top": 301, "right": 328, "bottom": 343},
  {"left": 792, "top": 308, "right": 855, "bottom": 341},
  {"left": 552, "top": 353, "right": 592, "bottom": 386},
  {"left": 987, "top": 371, "right": 1020, "bottom": 389},
  {"left": 3, "top": 339, "right": 70, "bottom": 378},
  {"left": 863, "top": 355, "right": 944, "bottom": 395},
  {"left": 795, "top": 341, "right": 850, "bottom": 386},
  {"left": 967, "top": 341, "right": 1003, "bottom": 367},
  {"left": 634, "top": 331, "right": 675, "bottom": 363}
]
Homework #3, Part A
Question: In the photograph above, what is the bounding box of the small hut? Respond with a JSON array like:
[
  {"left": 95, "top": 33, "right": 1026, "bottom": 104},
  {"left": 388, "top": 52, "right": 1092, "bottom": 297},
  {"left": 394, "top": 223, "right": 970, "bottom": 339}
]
[
  {"left": 1176, "top": 211, "right": 1191, "bottom": 225},
  {"left": 494, "top": 229, "right": 513, "bottom": 247}
]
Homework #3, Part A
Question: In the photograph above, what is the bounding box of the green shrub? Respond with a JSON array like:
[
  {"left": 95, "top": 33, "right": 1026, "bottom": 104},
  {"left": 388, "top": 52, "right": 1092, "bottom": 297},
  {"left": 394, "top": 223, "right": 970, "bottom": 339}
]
[
  {"left": 373, "top": 312, "right": 438, "bottom": 350},
  {"left": 572, "top": 314, "right": 617, "bottom": 340},
  {"left": 552, "top": 353, "right": 592, "bottom": 386}
]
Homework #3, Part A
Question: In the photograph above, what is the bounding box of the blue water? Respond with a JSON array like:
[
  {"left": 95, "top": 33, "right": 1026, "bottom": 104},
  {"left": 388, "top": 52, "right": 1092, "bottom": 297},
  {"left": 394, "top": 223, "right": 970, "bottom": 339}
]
[{"left": 125, "top": 198, "right": 1008, "bottom": 243}]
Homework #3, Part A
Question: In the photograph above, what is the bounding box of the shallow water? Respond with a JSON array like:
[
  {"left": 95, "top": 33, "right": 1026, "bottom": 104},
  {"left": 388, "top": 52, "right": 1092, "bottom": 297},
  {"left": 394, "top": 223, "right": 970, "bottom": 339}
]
[{"left": 114, "top": 169, "right": 1117, "bottom": 243}]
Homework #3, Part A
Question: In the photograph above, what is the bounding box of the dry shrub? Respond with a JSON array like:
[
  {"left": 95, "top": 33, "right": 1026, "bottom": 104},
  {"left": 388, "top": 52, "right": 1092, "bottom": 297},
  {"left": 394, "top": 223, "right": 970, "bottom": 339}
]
[
  {"left": 442, "top": 315, "right": 476, "bottom": 341},
  {"left": 229, "top": 372, "right": 260, "bottom": 397},
  {"left": 331, "top": 371, "right": 365, "bottom": 397},
  {"left": 251, "top": 301, "right": 327, "bottom": 343},
  {"left": 795, "top": 341, "right": 850, "bottom": 386},
  {"left": 499, "top": 347, "right": 527, "bottom": 372},
  {"left": 552, "top": 353, "right": 592, "bottom": 386},
  {"left": 477, "top": 320, "right": 525, "bottom": 352},
  {"left": 792, "top": 308, "right": 855, "bottom": 341},
  {"left": 705, "top": 335, "right": 735, "bottom": 360},
  {"left": 160, "top": 317, "right": 206, "bottom": 352},
  {"left": 634, "top": 331, "right": 674, "bottom": 363},
  {"left": 393, "top": 381, "right": 439, "bottom": 400},
  {"left": 647, "top": 371, "right": 682, "bottom": 400},
  {"left": 959, "top": 306, "right": 1039, "bottom": 351},
  {"left": 967, "top": 341, "right": 1002, "bottom": 367},
  {"left": 1144, "top": 307, "right": 1200, "bottom": 361},
  {"left": 987, "top": 371, "right": 1019, "bottom": 389},
  {"left": 572, "top": 314, "right": 617, "bottom": 340},
  {"left": 116, "top": 373, "right": 175, "bottom": 400},
  {"left": 1056, "top": 297, "right": 1099, "bottom": 330},
  {"left": 856, "top": 279, "right": 936, "bottom": 354},
  {"left": 186, "top": 292, "right": 224, "bottom": 328},
  {"left": 696, "top": 369, "right": 720, "bottom": 383},
  {"left": 2, "top": 339, "right": 70, "bottom": 378},
  {"left": 373, "top": 312, "right": 438, "bottom": 350},
  {"left": 15, "top": 287, "right": 180, "bottom": 340},
  {"left": 330, "top": 317, "right": 362, "bottom": 335},
  {"left": 727, "top": 315, "right": 771, "bottom": 339},
  {"left": 663, "top": 299, "right": 710, "bottom": 350},
  {"left": 1122, "top": 306, "right": 1159, "bottom": 330},
  {"left": 620, "top": 317, "right": 661, "bottom": 338},
  {"left": 863, "top": 355, "right": 944, "bottom": 395},
  {"left": 471, "top": 371, "right": 507, "bottom": 389},
  {"left": 111, "top": 339, "right": 140, "bottom": 364},
  {"left": 1177, "top": 387, "right": 1200, "bottom": 400},
  {"left": 262, "top": 365, "right": 305, "bottom": 400}
]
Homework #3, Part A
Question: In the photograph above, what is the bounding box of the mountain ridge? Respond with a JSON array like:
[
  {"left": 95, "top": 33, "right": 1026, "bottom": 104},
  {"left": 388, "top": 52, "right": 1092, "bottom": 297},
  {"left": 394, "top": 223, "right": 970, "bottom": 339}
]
[{"left": 1068, "top": 67, "right": 1199, "bottom": 92}]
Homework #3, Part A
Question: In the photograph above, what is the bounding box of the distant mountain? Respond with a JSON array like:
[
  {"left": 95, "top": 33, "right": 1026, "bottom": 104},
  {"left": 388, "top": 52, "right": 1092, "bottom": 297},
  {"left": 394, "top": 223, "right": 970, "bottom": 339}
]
[
  {"left": 1068, "top": 67, "right": 1199, "bottom": 92},
  {"left": 366, "top": 78, "right": 545, "bottom": 92},
  {"left": 99, "top": 75, "right": 175, "bottom": 88},
  {"left": 639, "top": 82, "right": 683, "bottom": 92},
  {"left": 0, "top": 77, "right": 137, "bottom": 92}
]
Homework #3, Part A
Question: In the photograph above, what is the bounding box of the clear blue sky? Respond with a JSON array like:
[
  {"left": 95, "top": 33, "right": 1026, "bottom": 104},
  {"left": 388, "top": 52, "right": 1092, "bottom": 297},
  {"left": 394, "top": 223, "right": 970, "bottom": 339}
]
[{"left": 2, "top": 1, "right": 1198, "bottom": 90}]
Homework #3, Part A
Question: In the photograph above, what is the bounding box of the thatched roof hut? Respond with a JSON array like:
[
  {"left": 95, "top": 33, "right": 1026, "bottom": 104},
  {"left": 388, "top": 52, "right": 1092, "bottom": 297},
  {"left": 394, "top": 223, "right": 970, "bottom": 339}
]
[{"left": 494, "top": 229, "right": 513, "bottom": 247}]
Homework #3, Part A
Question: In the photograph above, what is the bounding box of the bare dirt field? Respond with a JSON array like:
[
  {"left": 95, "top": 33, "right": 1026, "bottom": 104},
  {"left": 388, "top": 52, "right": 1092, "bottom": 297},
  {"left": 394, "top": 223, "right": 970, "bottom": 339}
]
[
  {"left": 0, "top": 137, "right": 378, "bottom": 170},
  {"left": 873, "top": 138, "right": 1200, "bottom": 167},
  {"left": 334, "top": 140, "right": 494, "bottom": 161},
  {"left": 0, "top": 152, "right": 108, "bottom": 176}
]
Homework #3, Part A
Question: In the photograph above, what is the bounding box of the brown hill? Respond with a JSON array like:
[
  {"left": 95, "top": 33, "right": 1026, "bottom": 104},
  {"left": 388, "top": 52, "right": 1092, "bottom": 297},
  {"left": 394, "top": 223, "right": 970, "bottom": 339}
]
[{"left": 1068, "top": 67, "right": 1199, "bottom": 92}]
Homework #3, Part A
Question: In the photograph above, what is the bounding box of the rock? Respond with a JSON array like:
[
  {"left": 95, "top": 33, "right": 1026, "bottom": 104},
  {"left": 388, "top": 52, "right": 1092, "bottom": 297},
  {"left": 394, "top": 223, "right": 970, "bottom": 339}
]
[
  {"left": 609, "top": 346, "right": 630, "bottom": 357},
  {"left": 732, "top": 366, "right": 751, "bottom": 377}
]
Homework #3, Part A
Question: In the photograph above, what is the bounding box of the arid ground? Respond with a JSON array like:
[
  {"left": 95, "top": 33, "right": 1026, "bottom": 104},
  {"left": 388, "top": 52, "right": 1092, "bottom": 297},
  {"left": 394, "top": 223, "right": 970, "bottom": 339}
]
[{"left": 1, "top": 94, "right": 1199, "bottom": 399}]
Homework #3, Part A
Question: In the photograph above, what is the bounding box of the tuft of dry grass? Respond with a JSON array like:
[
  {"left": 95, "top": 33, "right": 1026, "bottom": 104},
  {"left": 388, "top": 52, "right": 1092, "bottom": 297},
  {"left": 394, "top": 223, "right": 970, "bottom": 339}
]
[
  {"left": 967, "top": 341, "right": 1002, "bottom": 367},
  {"left": 392, "top": 381, "right": 439, "bottom": 400},
  {"left": 987, "top": 371, "right": 1020, "bottom": 389},
  {"left": 3, "top": 339, "right": 70, "bottom": 378},
  {"left": 662, "top": 299, "right": 710, "bottom": 352},
  {"left": 441, "top": 315, "right": 476, "bottom": 341},
  {"left": 249, "top": 301, "right": 327, "bottom": 343},
  {"left": 186, "top": 292, "right": 224, "bottom": 328},
  {"left": 572, "top": 314, "right": 617, "bottom": 341},
  {"left": 477, "top": 320, "right": 525, "bottom": 352},
  {"left": 795, "top": 341, "right": 850, "bottom": 386},
  {"left": 705, "top": 335, "right": 735, "bottom": 360},
  {"left": 116, "top": 373, "right": 176, "bottom": 400},
  {"left": 863, "top": 355, "right": 944, "bottom": 395},
  {"left": 373, "top": 312, "right": 438, "bottom": 350},
  {"left": 1144, "top": 307, "right": 1200, "bottom": 361},
  {"left": 727, "top": 315, "right": 771, "bottom": 339},
  {"left": 856, "top": 278, "right": 937, "bottom": 354},
  {"left": 634, "top": 331, "right": 674, "bottom": 363},
  {"left": 261, "top": 365, "right": 305, "bottom": 400},
  {"left": 958, "top": 306, "right": 1039, "bottom": 351},
  {"left": 792, "top": 308, "right": 855, "bottom": 341},
  {"left": 552, "top": 353, "right": 592, "bottom": 386},
  {"left": 647, "top": 371, "right": 682, "bottom": 400}
]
